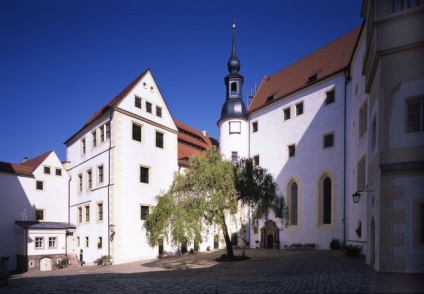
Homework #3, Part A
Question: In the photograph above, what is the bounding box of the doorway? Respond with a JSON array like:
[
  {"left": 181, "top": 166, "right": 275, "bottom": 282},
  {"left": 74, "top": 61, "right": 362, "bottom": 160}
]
[
  {"left": 40, "top": 257, "right": 52, "bottom": 271},
  {"left": 267, "top": 234, "right": 274, "bottom": 249}
]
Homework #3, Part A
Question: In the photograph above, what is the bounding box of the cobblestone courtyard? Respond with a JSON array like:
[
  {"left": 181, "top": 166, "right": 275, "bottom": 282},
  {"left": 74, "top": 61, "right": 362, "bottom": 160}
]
[{"left": 2, "top": 249, "right": 423, "bottom": 293}]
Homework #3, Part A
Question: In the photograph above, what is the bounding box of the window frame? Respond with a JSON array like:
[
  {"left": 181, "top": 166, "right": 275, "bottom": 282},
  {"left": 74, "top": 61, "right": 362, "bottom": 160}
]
[
  {"left": 283, "top": 107, "right": 291, "bottom": 121},
  {"left": 140, "top": 166, "right": 149, "bottom": 184},
  {"left": 97, "top": 203, "right": 103, "bottom": 221},
  {"left": 92, "top": 130, "right": 97, "bottom": 148},
  {"left": 48, "top": 237, "right": 57, "bottom": 249},
  {"left": 44, "top": 166, "right": 51, "bottom": 174},
  {"left": 135, "top": 96, "right": 142, "bottom": 109},
  {"left": 87, "top": 169, "right": 92, "bottom": 190},
  {"left": 146, "top": 101, "right": 152, "bottom": 113},
  {"left": 55, "top": 168, "right": 62, "bottom": 176},
  {"left": 229, "top": 121, "right": 241, "bottom": 134},
  {"left": 296, "top": 102, "right": 304, "bottom": 116},
  {"left": 85, "top": 205, "right": 90, "bottom": 222},
  {"left": 98, "top": 165, "right": 104, "bottom": 184},
  {"left": 156, "top": 131, "right": 164, "bottom": 149},
  {"left": 36, "top": 180, "right": 44, "bottom": 190},
  {"left": 78, "top": 207, "right": 82, "bottom": 223},
  {"left": 231, "top": 151, "right": 238, "bottom": 162},
  {"left": 35, "top": 209, "right": 44, "bottom": 221},
  {"left": 140, "top": 205, "right": 150, "bottom": 220},
  {"left": 132, "top": 122, "right": 142, "bottom": 142},
  {"left": 252, "top": 121, "right": 258, "bottom": 133},
  {"left": 35, "top": 237, "right": 44, "bottom": 249},
  {"left": 406, "top": 98, "right": 424, "bottom": 133},
  {"left": 288, "top": 144, "right": 296, "bottom": 158},
  {"left": 323, "top": 132, "right": 335, "bottom": 149},
  {"left": 156, "top": 106, "right": 162, "bottom": 117},
  {"left": 325, "top": 89, "right": 335, "bottom": 105}
]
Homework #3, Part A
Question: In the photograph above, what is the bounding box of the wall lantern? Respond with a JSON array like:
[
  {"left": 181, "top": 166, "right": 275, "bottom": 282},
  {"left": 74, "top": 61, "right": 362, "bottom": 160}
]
[
  {"left": 109, "top": 224, "right": 115, "bottom": 233},
  {"left": 352, "top": 190, "right": 374, "bottom": 203}
]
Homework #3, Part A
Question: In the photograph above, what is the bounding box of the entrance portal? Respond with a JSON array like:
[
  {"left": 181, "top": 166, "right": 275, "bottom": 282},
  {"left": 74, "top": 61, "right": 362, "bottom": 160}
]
[{"left": 267, "top": 234, "right": 274, "bottom": 249}]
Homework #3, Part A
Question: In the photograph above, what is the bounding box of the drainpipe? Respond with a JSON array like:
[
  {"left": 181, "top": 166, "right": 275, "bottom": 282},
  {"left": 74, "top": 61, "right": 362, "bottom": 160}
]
[
  {"left": 343, "top": 70, "right": 350, "bottom": 248},
  {"left": 247, "top": 115, "right": 251, "bottom": 247},
  {"left": 107, "top": 108, "right": 114, "bottom": 258}
]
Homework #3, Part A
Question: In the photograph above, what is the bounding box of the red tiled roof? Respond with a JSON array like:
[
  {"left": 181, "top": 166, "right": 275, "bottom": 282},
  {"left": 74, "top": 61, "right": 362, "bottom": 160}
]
[
  {"left": 174, "top": 119, "right": 218, "bottom": 167},
  {"left": 0, "top": 151, "right": 52, "bottom": 176},
  {"left": 64, "top": 69, "right": 149, "bottom": 145},
  {"left": 248, "top": 26, "right": 361, "bottom": 113}
]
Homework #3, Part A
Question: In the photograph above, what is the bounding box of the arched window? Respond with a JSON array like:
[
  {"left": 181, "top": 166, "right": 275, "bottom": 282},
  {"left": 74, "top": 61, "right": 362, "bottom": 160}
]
[
  {"left": 230, "top": 82, "right": 237, "bottom": 95},
  {"left": 323, "top": 177, "right": 332, "bottom": 224},
  {"left": 290, "top": 182, "right": 298, "bottom": 225}
]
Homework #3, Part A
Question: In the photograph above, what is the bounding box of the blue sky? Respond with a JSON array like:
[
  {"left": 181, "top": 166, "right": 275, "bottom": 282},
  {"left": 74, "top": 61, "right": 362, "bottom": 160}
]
[{"left": 0, "top": 0, "right": 363, "bottom": 163}]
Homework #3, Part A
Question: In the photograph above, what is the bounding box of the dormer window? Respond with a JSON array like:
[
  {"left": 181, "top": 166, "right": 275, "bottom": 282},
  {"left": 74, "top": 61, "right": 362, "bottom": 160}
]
[
  {"left": 307, "top": 74, "right": 318, "bottom": 84},
  {"left": 266, "top": 95, "right": 274, "bottom": 103}
]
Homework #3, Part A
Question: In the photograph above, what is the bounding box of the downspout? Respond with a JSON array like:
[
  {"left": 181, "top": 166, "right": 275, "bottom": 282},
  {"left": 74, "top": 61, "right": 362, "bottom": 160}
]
[
  {"left": 107, "top": 108, "right": 114, "bottom": 258},
  {"left": 343, "top": 70, "right": 349, "bottom": 248},
  {"left": 68, "top": 177, "right": 71, "bottom": 223},
  {"left": 247, "top": 114, "right": 251, "bottom": 247}
]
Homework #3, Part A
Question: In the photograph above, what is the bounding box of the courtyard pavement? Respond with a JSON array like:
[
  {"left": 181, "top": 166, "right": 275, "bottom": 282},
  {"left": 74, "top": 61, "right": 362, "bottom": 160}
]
[{"left": 1, "top": 249, "right": 423, "bottom": 293}]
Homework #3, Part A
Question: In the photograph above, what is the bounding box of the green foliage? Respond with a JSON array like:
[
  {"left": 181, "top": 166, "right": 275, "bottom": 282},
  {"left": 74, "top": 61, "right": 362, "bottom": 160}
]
[{"left": 144, "top": 146, "right": 282, "bottom": 258}]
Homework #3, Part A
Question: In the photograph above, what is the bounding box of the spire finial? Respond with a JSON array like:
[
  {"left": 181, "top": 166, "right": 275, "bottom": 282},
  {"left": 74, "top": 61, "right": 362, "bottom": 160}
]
[{"left": 232, "top": 18, "right": 236, "bottom": 30}]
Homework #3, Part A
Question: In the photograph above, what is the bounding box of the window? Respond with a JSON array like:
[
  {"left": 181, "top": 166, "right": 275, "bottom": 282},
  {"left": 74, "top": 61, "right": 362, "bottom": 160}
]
[
  {"left": 105, "top": 123, "right": 111, "bottom": 139},
  {"left": 140, "top": 166, "right": 149, "bottom": 184},
  {"left": 86, "top": 237, "right": 89, "bottom": 248},
  {"left": 290, "top": 182, "right": 298, "bottom": 226},
  {"left": 78, "top": 207, "right": 82, "bottom": 223},
  {"left": 371, "top": 117, "right": 377, "bottom": 150},
  {"left": 78, "top": 174, "right": 83, "bottom": 192},
  {"left": 393, "top": 0, "right": 421, "bottom": 13},
  {"left": 325, "top": 90, "right": 335, "bottom": 105},
  {"left": 359, "top": 101, "right": 368, "bottom": 138},
  {"left": 140, "top": 205, "right": 149, "bottom": 220},
  {"left": 156, "top": 132, "right": 164, "bottom": 148},
  {"left": 87, "top": 170, "right": 92, "bottom": 189},
  {"left": 55, "top": 168, "right": 62, "bottom": 176},
  {"left": 419, "top": 202, "right": 424, "bottom": 244},
  {"left": 284, "top": 107, "right": 291, "bottom": 120},
  {"left": 98, "top": 166, "right": 104, "bottom": 184},
  {"left": 92, "top": 130, "right": 97, "bottom": 148},
  {"left": 44, "top": 166, "right": 50, "bottom": 174},
  {"left": 98, "top": 203, "right": 103, "bottom": 221},
  {"left": 85, "top": 205, "right": 90, "bottom": 222},
  {"left": 296, "top": 102, "right": 304, "bottom": 116},
  {"left": 49, "top": 237, "right": 57, "bottom": 248},
  {"left": 36, "top": 209, "right": 44, "bottom": 220},
  {"left": 407, "top": 99, "right": 424, "bottom": 133},
  {"left": 307, "top": 74, "right": 317, "bottom": 84},
  {"left": 81, "top": 138, "right": 86, "bottom": 154},
  {"left": 77, "top": 237, "right": 80, "bottom": 247},
  {"left": 323, "top": 133, "right": 334, "bottom": 148},
  {"left": 132, "top": 123, "right": 142, "bottom": 142},
  {"left": 98, "top": 237, "right": 102, "bottom": 249},
  {"left": 253, "top": 155, "right": 259, "bottom": 166},
  {"left": 252, "top": 121, "right": 258, "bottom": 133},
  {"left": 35, "top": 237, "right": 44, "bottom": 249},
  {"left": 231, "top": 82, "right": 237, "bottom": 95},
  {"left": 36, "top": 180, "right": 44, "bottom": 190},
  {"left": 231, "top": 151, "right": 238, "bottom": 162},
  {"left": 229, "top": 121, "right": 241, "bottom": 134},
  {"left": 323, "top": 177, "right": 332, "bottom": 224},
  {"left": 156, "top": 106, "right": 162, "bottom": 117},
  {"left": 357, "top": 156, "right": 366, "bottom": 191},
  {"left": 146, "top": 101, "right": 152, "bottom": 113},
  {"left": 99, "top": 125, "right": 105, "bottom": 142},
  {"left": 288, "top": 144, "right": 296, "bottom": 158},
  {"left": 135, "top": 97, "right": 141, "bottom": 109}
]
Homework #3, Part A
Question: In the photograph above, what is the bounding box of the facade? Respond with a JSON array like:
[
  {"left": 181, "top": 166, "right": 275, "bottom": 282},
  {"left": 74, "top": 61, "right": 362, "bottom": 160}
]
[
  {"left": 217, "top": 1, "right": 424, "bottom": 273},
  {"left": 0, "top": 151, "right": 73, "bottom": 272}
]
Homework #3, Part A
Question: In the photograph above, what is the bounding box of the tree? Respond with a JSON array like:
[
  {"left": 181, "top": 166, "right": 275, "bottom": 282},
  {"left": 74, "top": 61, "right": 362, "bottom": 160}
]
[{"left": 144, "top": 146, "right": 280, "bottom": 258}]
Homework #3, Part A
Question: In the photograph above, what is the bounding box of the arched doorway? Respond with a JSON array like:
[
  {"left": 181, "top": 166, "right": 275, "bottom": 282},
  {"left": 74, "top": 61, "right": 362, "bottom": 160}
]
[
  {"left": 267, "top": 234, "right": 274, "bottom": 249},
  {"left": 260, "top": 220, "right": 280, "bottom": 249},
  {"left": 40, "top": 257, "right": 52, "bottom": 271}
]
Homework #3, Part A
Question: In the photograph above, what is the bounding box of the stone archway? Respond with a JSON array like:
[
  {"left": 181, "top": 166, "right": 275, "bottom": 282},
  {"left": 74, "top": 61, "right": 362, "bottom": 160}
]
[{"left": 260, "top": 220, "right": 280, "bottom": 249}]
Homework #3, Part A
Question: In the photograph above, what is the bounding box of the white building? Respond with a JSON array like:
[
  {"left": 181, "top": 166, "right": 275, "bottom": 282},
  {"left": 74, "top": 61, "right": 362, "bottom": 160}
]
[{"left": 0, "top": 151, "right": 73, "bottom": 272}]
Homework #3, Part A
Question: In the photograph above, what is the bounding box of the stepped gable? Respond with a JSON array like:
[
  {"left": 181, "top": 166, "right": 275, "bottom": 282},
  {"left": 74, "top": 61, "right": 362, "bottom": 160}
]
[{"left": 249, "top": 26, "right": 361, "bottom": 113}]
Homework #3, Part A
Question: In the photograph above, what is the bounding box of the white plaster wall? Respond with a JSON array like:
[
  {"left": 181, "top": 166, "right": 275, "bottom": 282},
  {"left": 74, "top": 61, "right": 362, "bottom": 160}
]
[
  {"left": 346, "top": 32, "right": 369, "bottom": 252},
  {"left": 249, "top": 75, "right": 347, "bottom": 249},
  {"left": 26, "top": 229, "right": 67, "bottom": 256},
  {"left": 219, "top": 118, "right": 248, "bottom": 160},
  {"left": 0, "top": 151, "right": 69, "bottom": 271}
]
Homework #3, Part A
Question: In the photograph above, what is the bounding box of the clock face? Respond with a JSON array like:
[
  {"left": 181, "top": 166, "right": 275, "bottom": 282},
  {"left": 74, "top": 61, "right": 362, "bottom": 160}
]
[{"left": 229, "top": 121, "right": 241, "bottom": 134}]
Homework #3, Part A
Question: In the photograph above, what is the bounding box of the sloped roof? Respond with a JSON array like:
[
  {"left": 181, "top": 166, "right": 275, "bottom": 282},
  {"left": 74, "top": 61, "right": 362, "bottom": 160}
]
[
  {"left": 0, "top": 151, "right": 53, "bottom": 176},
  {"left": 64, "top": 69, "right": 149, "bottom": 145},
  {"left": 174, "top": 119, "right": 218, "bottom": 167},
  {"left": 15, "top": 221, "right": 76, "bottom": 230},
  {"left": 248, "top": 26, "right": 361, "bottom": 113}
]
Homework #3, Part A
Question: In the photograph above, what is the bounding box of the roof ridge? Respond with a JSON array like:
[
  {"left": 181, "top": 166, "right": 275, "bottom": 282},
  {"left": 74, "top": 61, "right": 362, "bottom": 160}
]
[{"left": 20, "top": 150, "right": 53, "bottom": 172}]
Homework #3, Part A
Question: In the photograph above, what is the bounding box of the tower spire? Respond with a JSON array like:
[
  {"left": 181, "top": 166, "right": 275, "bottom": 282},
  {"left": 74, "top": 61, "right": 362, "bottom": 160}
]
[{"left": 228, "top": 19, "right": 240, "bottom": 74}]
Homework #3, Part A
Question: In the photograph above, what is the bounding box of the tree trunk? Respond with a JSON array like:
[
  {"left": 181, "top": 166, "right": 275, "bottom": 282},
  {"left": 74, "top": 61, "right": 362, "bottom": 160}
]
[{"left": 220, "top": 211, "right": 234, "bottom": 258}]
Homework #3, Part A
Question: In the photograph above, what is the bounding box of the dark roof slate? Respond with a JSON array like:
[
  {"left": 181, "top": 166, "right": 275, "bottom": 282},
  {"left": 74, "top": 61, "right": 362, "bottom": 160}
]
[{"left": 15, "top": 221, "right": 76, "bottom": 230}]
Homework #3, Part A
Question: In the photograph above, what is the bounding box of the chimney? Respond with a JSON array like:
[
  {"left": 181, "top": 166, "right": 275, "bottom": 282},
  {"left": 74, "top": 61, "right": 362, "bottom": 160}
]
[
  {"left": 201, "top": 130, "right": 207, "bottom": 137},
  {"left": 22, "top": 157, "right": 29, "bottom": 163}
]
